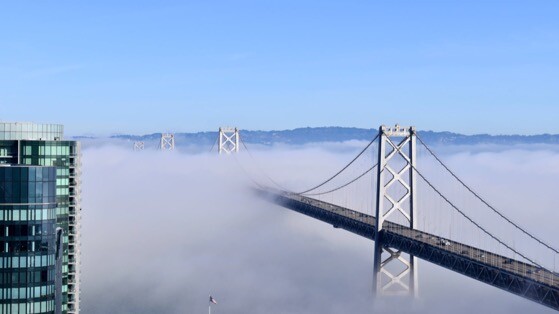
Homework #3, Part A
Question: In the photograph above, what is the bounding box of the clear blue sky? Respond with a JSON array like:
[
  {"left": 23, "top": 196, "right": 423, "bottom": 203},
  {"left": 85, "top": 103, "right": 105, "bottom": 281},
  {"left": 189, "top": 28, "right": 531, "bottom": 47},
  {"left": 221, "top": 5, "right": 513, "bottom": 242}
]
[{"left": 0, "top": 1, "right": 558, "bottom": 136}]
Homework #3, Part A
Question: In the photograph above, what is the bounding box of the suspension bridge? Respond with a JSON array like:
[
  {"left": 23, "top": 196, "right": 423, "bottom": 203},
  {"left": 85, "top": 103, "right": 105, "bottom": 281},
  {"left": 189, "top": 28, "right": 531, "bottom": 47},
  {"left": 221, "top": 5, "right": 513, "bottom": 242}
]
[{"left": 229, "top": 124, "right": 559, "bottom": 312}]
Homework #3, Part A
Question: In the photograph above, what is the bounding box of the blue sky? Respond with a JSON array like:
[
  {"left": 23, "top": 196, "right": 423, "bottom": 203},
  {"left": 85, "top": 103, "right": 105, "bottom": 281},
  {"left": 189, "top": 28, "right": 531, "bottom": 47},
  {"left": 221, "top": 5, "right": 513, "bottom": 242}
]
[{"left": 0, "top": 1, "right": 558, "bottom": 136}]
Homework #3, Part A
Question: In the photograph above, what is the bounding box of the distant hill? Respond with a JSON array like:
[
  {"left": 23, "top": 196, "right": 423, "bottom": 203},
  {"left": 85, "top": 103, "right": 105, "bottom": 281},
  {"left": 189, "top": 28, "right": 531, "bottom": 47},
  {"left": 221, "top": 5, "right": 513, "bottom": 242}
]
[{"left": 105, "top": 127, "right": 559, "bottom": 147}]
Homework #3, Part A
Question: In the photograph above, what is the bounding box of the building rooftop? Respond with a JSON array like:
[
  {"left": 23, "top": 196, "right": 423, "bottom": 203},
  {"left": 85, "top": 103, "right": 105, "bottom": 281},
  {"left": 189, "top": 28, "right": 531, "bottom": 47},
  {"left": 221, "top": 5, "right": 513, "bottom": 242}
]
[{"left": 0, "top": 122, "right": 64, "bottom": 141}]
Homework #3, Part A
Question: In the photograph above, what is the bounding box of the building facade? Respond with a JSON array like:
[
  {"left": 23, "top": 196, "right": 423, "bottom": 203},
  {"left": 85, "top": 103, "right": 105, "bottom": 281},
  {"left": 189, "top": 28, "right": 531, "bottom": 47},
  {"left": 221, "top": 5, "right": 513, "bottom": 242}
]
[
  {"left": 0, "top": 123, "right": 81, "bottom": 313},
  {"left": 0, "top": 165, "right": 61, "bottom": 313}
]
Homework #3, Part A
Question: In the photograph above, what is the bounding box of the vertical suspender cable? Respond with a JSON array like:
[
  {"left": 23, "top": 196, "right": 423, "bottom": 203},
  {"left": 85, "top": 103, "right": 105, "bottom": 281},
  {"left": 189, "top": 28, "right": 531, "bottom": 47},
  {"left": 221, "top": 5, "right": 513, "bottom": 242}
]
[{"left": 415, "top": 133, "right": 559, "bottom": 254}]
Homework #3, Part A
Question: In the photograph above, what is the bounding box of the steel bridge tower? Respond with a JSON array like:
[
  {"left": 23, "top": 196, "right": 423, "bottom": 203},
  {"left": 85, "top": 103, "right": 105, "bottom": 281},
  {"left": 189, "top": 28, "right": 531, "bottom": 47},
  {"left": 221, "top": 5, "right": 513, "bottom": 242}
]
[
  {"left": 133, "top": 141, "right": 145, "bottom": 151},
  {"left": 160, "top": 133, "right": 175, "bottom": 151},
  {"left": 373, "top": 124, "right": 418, "bottom": 297},
  {"left": 218, "top": 127, "right": 239, "bottom": 154}
]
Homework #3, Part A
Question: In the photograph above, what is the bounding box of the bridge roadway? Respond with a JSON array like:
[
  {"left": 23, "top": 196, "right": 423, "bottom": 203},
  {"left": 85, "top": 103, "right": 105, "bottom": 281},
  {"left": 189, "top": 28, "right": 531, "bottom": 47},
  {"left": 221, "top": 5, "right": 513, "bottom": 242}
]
[{"left": 258, "top": 189, "right": 559, "bottom": 311}]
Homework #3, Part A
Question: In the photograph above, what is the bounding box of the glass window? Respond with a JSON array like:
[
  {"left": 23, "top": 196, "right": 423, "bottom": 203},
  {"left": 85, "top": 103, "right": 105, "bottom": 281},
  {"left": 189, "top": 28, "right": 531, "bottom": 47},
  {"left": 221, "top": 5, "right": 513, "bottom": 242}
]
[{"left": 20, "top": 167, "right": 28, "bottom": 180}]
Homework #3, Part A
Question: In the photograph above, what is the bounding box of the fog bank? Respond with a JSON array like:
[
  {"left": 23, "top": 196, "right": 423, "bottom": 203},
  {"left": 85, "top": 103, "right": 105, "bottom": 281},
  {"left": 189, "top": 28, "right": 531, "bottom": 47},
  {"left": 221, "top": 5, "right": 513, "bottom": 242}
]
[{"left": 80, "top": 144, "right": 559, "bottom": 313}]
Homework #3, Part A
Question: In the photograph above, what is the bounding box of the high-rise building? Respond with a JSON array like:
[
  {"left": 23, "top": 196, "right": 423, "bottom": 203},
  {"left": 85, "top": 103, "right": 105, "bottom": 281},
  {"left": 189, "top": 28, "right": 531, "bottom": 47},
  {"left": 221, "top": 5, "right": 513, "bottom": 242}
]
[
  {"left": 0, "top": 122, "right": 81, "bottom": 314},
  {"left": 0, "top": 165, "right": 63, "bottom": 313}
]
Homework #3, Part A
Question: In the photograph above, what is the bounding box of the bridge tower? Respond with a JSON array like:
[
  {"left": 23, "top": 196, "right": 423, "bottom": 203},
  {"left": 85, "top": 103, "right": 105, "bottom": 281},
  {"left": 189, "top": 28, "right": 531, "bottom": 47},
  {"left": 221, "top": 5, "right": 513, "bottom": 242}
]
[
  {"left": 218, "top": 127, "right": 239, "bottom": 154},
  {"left": 373, "top": 124, "right": 418, "bottom": 297},
  {"left": 160, "top": 133, "right": 175, "bottom": 151},
  {"left": 133, "top": 141, "right": 145, "bottom": 151}
]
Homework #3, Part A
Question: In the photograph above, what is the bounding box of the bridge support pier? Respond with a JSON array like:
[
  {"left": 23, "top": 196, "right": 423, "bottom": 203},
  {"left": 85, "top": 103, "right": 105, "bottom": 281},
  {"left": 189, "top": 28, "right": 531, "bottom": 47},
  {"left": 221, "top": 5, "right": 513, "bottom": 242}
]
[{"left": 373, "top": 124, "right": 418, "bottom": 297}]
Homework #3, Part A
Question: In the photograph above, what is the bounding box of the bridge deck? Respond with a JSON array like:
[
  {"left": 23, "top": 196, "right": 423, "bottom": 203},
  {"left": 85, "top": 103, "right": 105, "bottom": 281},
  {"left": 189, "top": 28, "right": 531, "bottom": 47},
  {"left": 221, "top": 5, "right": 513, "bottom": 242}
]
[{"left": 259, "top": 189, "right": 559, "bottom": 311}]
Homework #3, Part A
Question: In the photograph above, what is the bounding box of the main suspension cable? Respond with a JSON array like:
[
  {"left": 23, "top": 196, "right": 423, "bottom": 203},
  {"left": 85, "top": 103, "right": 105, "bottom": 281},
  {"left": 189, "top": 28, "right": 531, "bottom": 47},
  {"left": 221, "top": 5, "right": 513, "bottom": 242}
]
[
  {"left": 232, "top": 153, "right": 267, "bottom": 190},
  {"left": 209, "top": 136, "right": 218, "bottom": 153},
  {"left": 297, "top": 133, "right": 379, "bottom": 194},
  {"left": 412, "top": 164, "right": 546, "bottom": 270},
  {"left": 303, "top": 163, "right": 378, "bottom": 196},
  {"left": 238, "top": 134, "right": 292, "bottom": 192},
  {"left": 416, "top": 133, "right": 559, "bottom": 254}
]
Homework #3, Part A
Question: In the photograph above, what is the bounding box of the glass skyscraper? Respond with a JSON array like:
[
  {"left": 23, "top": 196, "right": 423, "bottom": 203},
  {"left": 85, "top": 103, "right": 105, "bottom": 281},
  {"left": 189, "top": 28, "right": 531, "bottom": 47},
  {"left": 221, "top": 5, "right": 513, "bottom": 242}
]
[
  {"left": 0, "top": 122, "right": 81, "bottom": 314},
  {"left": 0, "top": 165, "right": 61, "bottom": 313}
]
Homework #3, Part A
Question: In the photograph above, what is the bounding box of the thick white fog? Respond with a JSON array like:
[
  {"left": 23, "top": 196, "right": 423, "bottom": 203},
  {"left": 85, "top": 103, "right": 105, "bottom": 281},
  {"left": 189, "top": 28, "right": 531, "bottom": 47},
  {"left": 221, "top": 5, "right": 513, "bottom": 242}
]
[{"left": 80, "top": 143, "right": 559, "bottom": 314}]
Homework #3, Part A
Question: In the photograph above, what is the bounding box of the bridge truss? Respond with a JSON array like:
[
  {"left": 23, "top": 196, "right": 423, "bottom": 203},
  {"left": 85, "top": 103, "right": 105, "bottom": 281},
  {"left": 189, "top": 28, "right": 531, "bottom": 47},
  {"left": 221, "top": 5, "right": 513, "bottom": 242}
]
[{"left": 259, "top": 190, "right": 559, "bottom": 311}]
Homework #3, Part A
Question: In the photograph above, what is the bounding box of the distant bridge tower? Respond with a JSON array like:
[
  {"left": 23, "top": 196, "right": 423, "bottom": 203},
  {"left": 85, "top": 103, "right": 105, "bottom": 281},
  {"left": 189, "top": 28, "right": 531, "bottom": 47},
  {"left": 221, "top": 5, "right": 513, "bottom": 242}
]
[
  {"left": 133, "top": 141, "right": 145, "bottom": 151},
  {"left": 218, "top": 127, "right": 239, "bottom": 154},
  {"left": 160, "top": 133, "right": 175, "bottom": 151},
  {"left": 373, "top": 124, "right": 418, "bottom": 297}
]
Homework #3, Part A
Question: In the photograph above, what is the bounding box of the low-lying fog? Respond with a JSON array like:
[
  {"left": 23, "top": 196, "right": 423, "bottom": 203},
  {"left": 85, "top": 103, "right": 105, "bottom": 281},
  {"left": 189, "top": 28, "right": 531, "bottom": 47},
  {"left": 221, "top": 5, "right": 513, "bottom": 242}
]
[{"left": 80, "top": 142, "right": 559, "bottom": 313}]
